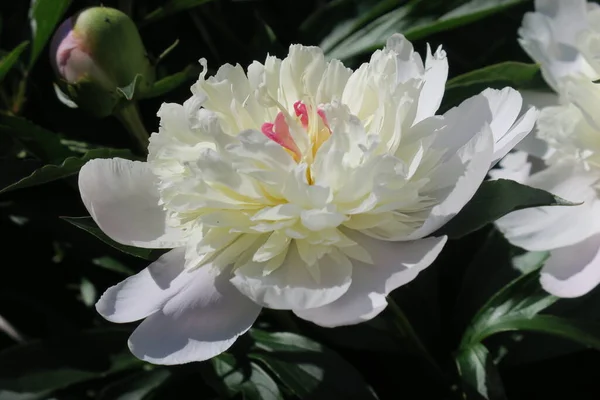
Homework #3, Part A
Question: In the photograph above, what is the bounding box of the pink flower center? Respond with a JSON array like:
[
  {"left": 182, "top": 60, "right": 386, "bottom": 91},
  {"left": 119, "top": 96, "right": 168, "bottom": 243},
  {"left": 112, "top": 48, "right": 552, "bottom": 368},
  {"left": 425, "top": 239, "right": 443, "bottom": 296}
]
[{"left": 261, "top": 101, "right": 331, "bottom": 162}]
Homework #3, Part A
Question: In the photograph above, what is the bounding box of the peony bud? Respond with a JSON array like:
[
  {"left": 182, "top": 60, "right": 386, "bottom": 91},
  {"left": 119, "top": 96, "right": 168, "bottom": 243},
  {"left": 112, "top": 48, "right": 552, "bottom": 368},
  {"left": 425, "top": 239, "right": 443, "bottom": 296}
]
[{"left": 50, "top": 7, "right": 155, "bottom": 117}]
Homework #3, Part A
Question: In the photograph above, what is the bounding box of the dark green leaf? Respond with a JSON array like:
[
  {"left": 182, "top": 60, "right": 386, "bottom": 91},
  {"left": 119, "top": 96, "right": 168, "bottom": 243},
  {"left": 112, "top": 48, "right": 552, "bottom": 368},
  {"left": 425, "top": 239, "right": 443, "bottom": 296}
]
[
  {"left": 28, "top": 0, "right": 73, "bottom": 68},
  {"left": 435, "top": 179, "right": 577, "bottom": 239},
  {"left": 483, "top": 315, "right": 600, "bottom": 350},
  {"left": 453, "top": 229, "right": 550, "bottom": 333},
  {"left": 461, "top": 268, "right": 558, "bottom": 349},
  {"left": 0, "top": 41, "right": 29, "bottom": 83},
  {"left": 442, "top": 62, "right": 549, "bottom": 112},
  {"left": 61, "top": 216, "right": 154, "bottom": 260},
  {"left": 142, "top": 0, "right": 216, "bottom": 25},
  {"left": 0, "top": 148, "right": 137, "bottom": 194},
  {"left": 323, "top": 0, "right": 528, "bottom": 62},
  {"left": 0, "top": 328, "right": 140, "bottom": 396},
  {"left": 0, "top": 390, "right": 51, "bottom": 400},
  {"left": 208, "top": 354, "right": 283, "bottom": 400},
  {"left": 455, "top": 344, "right": 507, "bottom": 400},
  {"left": 249, "top": 330, "right": 378, "bottom": 400},
  {"left": 0, "top": 114, "right": 73, "bottom": 163},
  {"left": 406, "top": 0, "right": 527, "bottom": 41},
  {"left": 138, "top": 65, "right": 199, "bottom": 100},
  {"left": 500, "top": 285, "right": 600, "bottom": 365},
  {"left": 318, "top": 0, "right": 403, "bottom": 56},
  {"left": 97, "top": 369, "right": 171, "bottom": 400},
  {"left": 455, "top": 264, "right": 562, "bottom": 398}
]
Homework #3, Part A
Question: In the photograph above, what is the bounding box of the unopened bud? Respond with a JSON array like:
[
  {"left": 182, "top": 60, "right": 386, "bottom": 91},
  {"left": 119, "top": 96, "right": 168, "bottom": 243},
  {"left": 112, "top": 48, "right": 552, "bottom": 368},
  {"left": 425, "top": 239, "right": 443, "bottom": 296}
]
[{"left": 50, "top": 7, "right": 155, "bottom": 117}]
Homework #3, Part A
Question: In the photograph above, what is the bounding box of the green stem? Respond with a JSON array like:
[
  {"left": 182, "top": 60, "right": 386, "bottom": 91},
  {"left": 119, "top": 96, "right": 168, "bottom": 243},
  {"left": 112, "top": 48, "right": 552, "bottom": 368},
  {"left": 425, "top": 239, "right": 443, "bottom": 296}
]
[
  {"left": 11, "top": 72, "right": 29, "bottom": 114},
  {"left": 114, "top": 102, "right": 149, "bottom": 154},
  {"left": 386, "top": 296, "right": 446, "bottom": 381}
]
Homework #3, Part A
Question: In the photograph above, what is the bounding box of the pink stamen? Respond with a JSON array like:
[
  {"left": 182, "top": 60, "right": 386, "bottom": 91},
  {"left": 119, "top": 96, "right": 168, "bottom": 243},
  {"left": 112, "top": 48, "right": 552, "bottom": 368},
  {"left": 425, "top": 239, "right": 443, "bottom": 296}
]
[
  {"left": 261, "top": 112, "right": 301, "bottom": 160},
  {"left": 293, "top": 101, "right": 309, "bottom": 129},
  {"left": 317, "top": 109, "right": 330, "bottom": 130}
]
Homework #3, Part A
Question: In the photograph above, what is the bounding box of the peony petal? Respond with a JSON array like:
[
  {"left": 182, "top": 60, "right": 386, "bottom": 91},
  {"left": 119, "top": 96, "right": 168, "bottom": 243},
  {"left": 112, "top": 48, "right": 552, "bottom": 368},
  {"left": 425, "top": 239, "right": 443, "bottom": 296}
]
[
  {"left": 414, "top": 44, "right": 448, "bottom": 124},
  {"left": 541, "top": 233, "right": 600, "bottom": 297},
  {"left": 96, "top": 248, "right": 187, "bottom": 323},
  {"left": 127, "top": 265, "right": 262, "bottom": 365},
  {"left": 408, "top": 123, "right": 495, "bottom": 239},
  {"left": 488, "top": 151, "right": 532, "bottom": 183},
  {"left": 230, "top": 243, "right": 352, "bottom": 310},
  {"left": 482, "top": 87, "right": 538, "bottom": 165},
  {"left": 79, "top": 158, "right": 184, "bottom": 248},
  {"left": 518, "top": 0, "right": 597, "bottom": 90},
  {"left": 294, "top": 234, "right": 447, "bottom": 327},
  {"left": 496, "top": 162, "right": 600, "bottom": 251}
]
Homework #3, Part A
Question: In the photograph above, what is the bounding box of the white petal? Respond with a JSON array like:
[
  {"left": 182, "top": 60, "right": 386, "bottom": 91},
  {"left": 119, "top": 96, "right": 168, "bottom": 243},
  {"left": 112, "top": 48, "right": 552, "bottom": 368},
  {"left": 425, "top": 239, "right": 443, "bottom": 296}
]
[
  {"left": 409, "top": 124, "right": 495, "bottom": 239},
  {"left": 414, "top": 44, "right": 448, "bottom": 123},
  {"left": 518, "top": 0, "right": 596, "bottom": 89},
  {"left": 128, "top": 266, "right": 262, "bottom": 365},
  {"left": 437, "top": 88, "right": 512, "bottom": 154},
  {"left": 96, "top": 248, "right": 187, "bottom": 323},
  {"left": 230, "top": 244, "right": 352, "bottom": 310},
  {"left": 491, "top": 106, "right": 538, "bottom": 166},
  {"left": 488, "top": 151, "right": 532, "bottom": 183},
  {"left": 541, "top": 233, "right": 600, "bottom": 297},
  {"left": 480, "top": 88, "right": 538, "bottom": 165},
  {"left": 496, "top": 162, "right": 600, "bottom": 251},
  {"left": 294, "top": 234, "right": 447, "bottom": 327},
  {"left": 79, "top": 158, "right": 184, "bottom": 248}
]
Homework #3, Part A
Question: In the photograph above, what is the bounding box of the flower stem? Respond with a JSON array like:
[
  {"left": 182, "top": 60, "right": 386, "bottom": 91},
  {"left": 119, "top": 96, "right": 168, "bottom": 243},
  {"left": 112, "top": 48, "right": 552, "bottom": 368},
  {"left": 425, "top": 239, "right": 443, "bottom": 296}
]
[
  {"left": 114, "top": 102, "right": 149, "bottom": 154},
  {"left": 386, "top": 296, "right": 446, "bottom": 382}
]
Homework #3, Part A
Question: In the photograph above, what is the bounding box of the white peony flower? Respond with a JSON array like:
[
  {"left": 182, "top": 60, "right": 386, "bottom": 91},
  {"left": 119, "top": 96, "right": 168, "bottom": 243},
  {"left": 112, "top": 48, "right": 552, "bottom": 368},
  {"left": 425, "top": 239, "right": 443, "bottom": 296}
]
[
  {"left": 496, "top": 0, "right": 600, "bottom": 298},
  {"left": 495, "top": 77, "right": 600, "bottom": 297},
  {"left": 515, "top": 0, "right": 600, "bottom": 158},
  {"left": 518, "top": 0, "right": 600, "bottom": 91},
  {"left": 79, "top": 34, "right": 535, "bottom": 365}
]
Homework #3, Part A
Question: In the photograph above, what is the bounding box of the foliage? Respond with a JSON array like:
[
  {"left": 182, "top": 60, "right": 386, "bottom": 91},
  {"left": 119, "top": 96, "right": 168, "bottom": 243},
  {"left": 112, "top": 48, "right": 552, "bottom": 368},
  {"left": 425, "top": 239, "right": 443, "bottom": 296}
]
[{"left": 1, "top": 0, "right": 600, "bottom": 399}]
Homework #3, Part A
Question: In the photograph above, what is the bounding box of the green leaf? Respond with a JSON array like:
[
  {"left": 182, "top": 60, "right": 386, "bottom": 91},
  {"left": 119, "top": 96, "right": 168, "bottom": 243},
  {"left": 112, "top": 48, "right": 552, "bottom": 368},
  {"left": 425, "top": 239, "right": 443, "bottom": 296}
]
[
  {"left": 406, "top": 0, "right": 527, "bottom": 41},
  {"left": 0, "top": 114, "right": 73, "bottom": 163},
  {"left": 455, "top": 344, "right": 507, "bottom": 400},
  {"left": 208, "top": 354, "right": 283, "bottom": 400},
  {"left": 61, "top": 216, "right": 154, "bottom": 260},
  {"left": 442, "top": 62, "right": 548, "bottom": 112},
  {"left": 0, "top": 41, "right": 29, "bottom": 83},
  {"left": 460, "top": 268, "right": 558, "bottom": 349},
  {"left": 28, "top": 0, "right": 73, "bottom": 68},
  {"left": 248, "top": 330, "right": 378, "bottom": 399},
  {"left": 142, "top": 0, "right": 216, "bottom": 25},
  {"left": 323, "top": 0, "right": 528, "bottom": 62},
  {"left": 97, "top": 369, "right": 171, "bottom": 400},
  {"left": 0, "top": 148, "right": 137, "bottom": 194},
  {"left": 453, "top": 229, "right": 550, "bottom": 333},
  {"left": 117, "top": 74, "right": 143, "bottom": 101},
  {"left": 435, "top": 179, "right": 577, "bottom": 239},
  {"left": 92, "top": 256, "right": 135, "bottom": 276},
  {"left": 487, "top": 315, "right": 600, "bottom": 350},
  {"left": 0, "top": 328, "right": 141, "bottom": 396},
  {"left": 138, "top": 65, "right": 199, "bottom": 100},
  {"left": 455, "top": 265, "right": 562, "bottom": 398}
]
